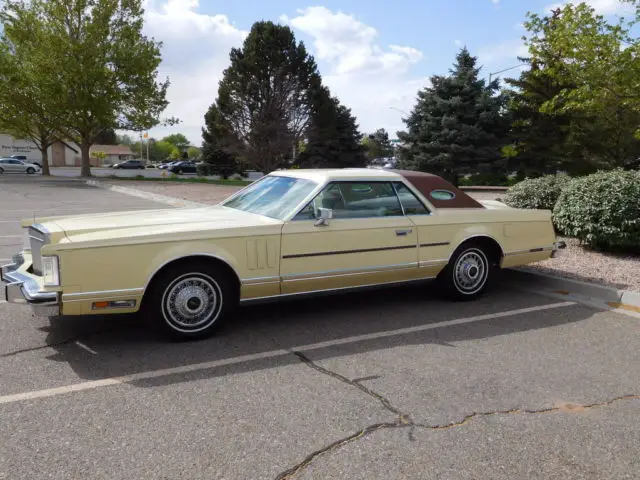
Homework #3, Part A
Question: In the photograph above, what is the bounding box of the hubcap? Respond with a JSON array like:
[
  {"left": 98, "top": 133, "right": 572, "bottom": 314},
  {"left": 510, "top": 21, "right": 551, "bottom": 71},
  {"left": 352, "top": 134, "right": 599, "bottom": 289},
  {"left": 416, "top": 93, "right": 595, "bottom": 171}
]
[
  {"left": 454, "top": 250, "right": 487, "bottom": 293},
  {"left": 163, "top": 275, "right": 221, "bottom": 330}
]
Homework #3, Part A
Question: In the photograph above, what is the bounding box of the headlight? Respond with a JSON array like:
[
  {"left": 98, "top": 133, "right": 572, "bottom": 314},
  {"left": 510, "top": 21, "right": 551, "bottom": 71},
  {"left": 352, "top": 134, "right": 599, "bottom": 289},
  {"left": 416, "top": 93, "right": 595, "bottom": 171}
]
[{"left": 42, "top": 256, "right": 60, "bottom": 286}]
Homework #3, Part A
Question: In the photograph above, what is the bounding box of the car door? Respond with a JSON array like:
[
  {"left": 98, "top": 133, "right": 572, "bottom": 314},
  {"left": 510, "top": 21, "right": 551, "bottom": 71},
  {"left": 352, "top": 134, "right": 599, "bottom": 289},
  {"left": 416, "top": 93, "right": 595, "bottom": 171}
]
[
  {"left": 6, "top": 159, "right": 23, "bottom": 173},
  {"left": 280, "top": 181, "right": 422, "bottom": 295},
  {"left": 393, "top": 181, "right": 455, "bottom": 278}
]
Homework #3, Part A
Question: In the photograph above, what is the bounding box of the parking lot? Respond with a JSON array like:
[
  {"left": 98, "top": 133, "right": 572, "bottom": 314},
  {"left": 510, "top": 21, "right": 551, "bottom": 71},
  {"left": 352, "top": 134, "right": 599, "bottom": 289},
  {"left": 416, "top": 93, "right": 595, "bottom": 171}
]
[{"left": 1, "top": 175, "right": 639, "bottom": 479}]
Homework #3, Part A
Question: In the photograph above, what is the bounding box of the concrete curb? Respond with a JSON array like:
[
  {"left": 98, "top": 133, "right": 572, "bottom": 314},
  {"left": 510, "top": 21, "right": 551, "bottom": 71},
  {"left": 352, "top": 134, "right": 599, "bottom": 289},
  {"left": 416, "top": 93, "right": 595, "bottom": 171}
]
[
  {"left": 85, "top": 179, "right": 208, "bottom": 208},
  {"left": 505, "top": 268, "right": 640, "bottom": 317}
]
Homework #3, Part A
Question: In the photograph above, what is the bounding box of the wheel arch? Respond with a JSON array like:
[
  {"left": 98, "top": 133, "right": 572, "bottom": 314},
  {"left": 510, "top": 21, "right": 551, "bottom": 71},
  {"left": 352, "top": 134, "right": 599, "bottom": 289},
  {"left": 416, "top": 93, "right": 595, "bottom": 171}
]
[
  {"left": 142, "top": 254, "right": 242, "bottom": 302},
  {"left": 448, "top": 234, "right": 505, "bottom": 267}
]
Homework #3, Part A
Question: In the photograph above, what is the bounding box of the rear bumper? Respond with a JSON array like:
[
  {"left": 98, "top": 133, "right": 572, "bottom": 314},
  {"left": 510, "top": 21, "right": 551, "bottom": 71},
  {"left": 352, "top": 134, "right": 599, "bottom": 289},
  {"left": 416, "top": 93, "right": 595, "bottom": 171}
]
[
  {"left": 1, "top": 252, "right": 60, "bottom": 316},
  {"left": 551, "top": 240, "right": 567, "bottom": 258}
]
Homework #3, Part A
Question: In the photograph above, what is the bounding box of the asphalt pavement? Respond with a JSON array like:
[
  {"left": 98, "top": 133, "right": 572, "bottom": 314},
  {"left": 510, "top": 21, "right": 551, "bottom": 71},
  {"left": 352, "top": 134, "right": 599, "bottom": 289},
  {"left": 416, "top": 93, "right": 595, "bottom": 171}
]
[{"left": 1, "top": 175, "right": 639, "bottom": 480}]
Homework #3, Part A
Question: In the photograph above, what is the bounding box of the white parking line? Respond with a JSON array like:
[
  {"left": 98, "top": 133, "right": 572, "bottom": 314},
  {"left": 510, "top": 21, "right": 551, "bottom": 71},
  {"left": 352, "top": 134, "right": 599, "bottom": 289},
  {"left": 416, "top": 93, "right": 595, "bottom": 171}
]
[
  {"left": 75, "top": 341, "right": 98, "bottom": 355},
  {"left": 0, "top": 301, "right": 576, "bottom": 405},
  {"left": 0, "top": 235, "right": 21, "bottom": 239}
]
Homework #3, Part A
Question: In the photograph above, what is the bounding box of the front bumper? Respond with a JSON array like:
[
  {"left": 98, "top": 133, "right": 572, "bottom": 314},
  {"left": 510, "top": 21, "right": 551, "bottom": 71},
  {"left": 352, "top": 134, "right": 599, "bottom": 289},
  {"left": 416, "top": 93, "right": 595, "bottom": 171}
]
[{"left": 1, "top": 252, "right": 60, "bottom": 316}]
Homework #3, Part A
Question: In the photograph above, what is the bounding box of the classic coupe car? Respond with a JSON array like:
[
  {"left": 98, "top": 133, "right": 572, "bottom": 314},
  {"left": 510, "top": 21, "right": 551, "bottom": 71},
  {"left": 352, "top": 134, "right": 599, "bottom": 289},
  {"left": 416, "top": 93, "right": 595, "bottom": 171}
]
[{"left": 2, "top": 169, "right": 565, "bottom": 340}]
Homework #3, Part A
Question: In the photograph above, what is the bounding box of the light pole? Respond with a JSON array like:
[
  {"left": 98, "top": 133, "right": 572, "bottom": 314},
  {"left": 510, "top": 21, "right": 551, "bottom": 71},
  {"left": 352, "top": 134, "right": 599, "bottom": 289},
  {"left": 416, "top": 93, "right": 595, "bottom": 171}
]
[
  {"left": 389, "top": 106, "right": 409, "bottom": 116},
  {"left": 488, "top": 64, "right": 524, "bottom": 83}
]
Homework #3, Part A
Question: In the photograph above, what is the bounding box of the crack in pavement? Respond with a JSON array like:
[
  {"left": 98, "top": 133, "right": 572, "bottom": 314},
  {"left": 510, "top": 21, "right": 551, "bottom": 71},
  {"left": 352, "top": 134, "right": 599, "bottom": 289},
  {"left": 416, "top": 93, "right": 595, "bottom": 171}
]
[{"left": 277, "top": 351, "right": 639, "bottom": 479}]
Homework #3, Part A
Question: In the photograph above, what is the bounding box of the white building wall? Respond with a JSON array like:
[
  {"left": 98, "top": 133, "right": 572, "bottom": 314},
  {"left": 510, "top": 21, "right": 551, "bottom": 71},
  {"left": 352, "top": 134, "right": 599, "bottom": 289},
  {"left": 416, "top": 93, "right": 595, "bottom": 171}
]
[{"left": 0, "top": 133, "right": 79, "bottom": 165}]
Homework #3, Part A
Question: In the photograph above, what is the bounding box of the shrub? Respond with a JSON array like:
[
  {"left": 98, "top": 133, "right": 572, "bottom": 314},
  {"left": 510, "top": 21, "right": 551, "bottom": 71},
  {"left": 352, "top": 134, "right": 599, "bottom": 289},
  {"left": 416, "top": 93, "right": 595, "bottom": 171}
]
[
  {"left": 553, "top": 169, "right": 640, "bottom": 251},
  {"left": 503, "top": 174, "right": 571, "bottom": 211},
  {"left": 196, "top": 163, "right": 212, "bottom": 177}
]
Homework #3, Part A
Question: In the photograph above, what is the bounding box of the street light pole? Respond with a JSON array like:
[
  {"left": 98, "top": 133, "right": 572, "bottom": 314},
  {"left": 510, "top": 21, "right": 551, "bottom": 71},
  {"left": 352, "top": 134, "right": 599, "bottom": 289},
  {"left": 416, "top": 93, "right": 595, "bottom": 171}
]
[{"left": 488, "top": 63, "right": 524, "bottom": 83}]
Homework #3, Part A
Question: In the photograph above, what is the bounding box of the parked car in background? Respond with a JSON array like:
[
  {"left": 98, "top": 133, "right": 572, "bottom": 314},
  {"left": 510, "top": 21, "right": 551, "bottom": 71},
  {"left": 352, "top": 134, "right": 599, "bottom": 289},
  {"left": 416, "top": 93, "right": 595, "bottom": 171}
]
[
  {"left": 158, "top": 161, "right": 178, "bottom": 170},
  {"left": 2, "top": 168, "right": 566, "bottom": 341},
  {"left": 168, "top": 161, "right": 197, "bottom": 174},
  {"left": 9, "top": 155, "right": 42, "bottom": 169},
  {"left": 0, "top": 158, "right": 40, "bottom": 174},
  {"left": 112, "top": 159, "right": 145, "bottom": 170}
]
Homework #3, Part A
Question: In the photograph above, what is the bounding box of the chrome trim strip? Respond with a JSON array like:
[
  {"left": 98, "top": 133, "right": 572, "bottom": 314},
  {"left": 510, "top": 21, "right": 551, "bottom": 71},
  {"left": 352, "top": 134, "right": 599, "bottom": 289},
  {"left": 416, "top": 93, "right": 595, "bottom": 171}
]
[
  {"left": 504, "top": 245, "right": 554, "bottom": 256},
  {"left": 242, "top": 276, "right": 280, "bottom": 285},
  {"left": 240, "top": 276, "right": 436, "bottom": 304},
  {"left": 418, "top": 259, "right": 448, "bottom": 268},
  {"left": 62, "top": 287, "right": 144, "bottom": 301},
  {"left": 419, "top": 242, "right": 450, "bottom": 248},
  {"left": 283, "top": 244, "right": 416, "bottom": 260},
  {"left": 282, "top": 262, "right": 419, "bottom": 283}
]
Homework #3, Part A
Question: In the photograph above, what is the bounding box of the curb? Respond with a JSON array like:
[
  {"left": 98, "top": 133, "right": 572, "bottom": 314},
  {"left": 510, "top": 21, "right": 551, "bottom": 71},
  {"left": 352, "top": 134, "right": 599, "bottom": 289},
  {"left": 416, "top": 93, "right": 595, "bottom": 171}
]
[
  {"left": 504, "top": 268, "right": 640, "bottom": 317},
  {"left": 85, "top": 179, "right": 208, "bottom": 208}
]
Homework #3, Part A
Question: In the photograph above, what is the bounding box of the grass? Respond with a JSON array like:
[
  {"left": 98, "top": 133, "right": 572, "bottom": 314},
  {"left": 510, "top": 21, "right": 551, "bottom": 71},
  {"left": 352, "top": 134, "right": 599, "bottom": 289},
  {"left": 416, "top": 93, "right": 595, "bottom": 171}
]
[{"left": 106, "top": 175, "right": 252, "bottom": 187}]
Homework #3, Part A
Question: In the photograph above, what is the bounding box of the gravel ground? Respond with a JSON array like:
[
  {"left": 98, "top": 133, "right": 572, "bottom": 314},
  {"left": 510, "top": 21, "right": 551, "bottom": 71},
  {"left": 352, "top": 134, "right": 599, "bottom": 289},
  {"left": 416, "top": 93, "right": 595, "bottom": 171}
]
[{"left": 102, "top": 180, "right": 640, "bottom": 292}]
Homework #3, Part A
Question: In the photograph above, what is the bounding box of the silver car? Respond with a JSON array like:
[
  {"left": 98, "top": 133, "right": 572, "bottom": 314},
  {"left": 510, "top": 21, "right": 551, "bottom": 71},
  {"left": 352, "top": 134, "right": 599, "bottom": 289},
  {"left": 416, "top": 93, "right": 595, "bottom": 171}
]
[{"left": 0, "top": 158, "right": 40, "bottom": 174}]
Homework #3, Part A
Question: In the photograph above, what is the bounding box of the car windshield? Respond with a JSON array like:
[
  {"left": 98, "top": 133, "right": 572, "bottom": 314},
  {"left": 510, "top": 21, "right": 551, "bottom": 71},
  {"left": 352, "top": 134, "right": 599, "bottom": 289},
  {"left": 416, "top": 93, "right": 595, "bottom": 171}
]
[{"left": 222, "top": 175, "right": 318, "bottom": 220}]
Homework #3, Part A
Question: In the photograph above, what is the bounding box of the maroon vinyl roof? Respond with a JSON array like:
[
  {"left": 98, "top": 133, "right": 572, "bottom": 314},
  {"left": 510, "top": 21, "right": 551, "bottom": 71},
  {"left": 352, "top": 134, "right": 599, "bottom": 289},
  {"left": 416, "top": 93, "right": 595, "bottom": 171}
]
[{"left": 391, "top": 170, "right": 485, "bottom": 209}]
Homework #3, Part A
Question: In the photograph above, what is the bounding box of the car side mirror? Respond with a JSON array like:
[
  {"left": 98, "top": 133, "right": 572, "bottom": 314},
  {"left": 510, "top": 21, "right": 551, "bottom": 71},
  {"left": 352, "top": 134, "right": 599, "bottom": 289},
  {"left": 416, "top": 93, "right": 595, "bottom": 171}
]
[{"left": 314, "top": 207, "right": 332, "bottom": 227}]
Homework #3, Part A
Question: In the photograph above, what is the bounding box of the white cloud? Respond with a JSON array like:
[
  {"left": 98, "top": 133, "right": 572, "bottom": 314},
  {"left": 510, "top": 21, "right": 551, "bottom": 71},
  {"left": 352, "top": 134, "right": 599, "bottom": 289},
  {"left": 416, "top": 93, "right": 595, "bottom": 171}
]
[
  {"left": 139, "top": 3, "right": 426, "bottom": 145},
  {"left": 282, "top": 6, "right": 427, "bottom": 136},
  {"left": 141, "top": 0, "right": 247, "bottom": 144}
]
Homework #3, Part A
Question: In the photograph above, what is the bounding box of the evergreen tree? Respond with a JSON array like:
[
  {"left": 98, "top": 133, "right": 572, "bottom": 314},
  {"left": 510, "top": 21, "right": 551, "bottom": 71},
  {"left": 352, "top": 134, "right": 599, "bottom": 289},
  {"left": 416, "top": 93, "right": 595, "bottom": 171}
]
[
  {"left": 397, "top": 48, "right": 509, "bottom": 185},
  {"left": 296, "top": 86, "right": 366, "bottom": 168},
  {"left": 362, "top": 128, "right": 394, "bottom": 161},
  {"left": 504, "top": 61, "right": 573, "bottom": 177},
  {"left": 94, "top": 128, "right": 118, "bottom": 145},
  {"left": 200, "top": 102, "right": 238, "bottom": 178},
  {"left": 213, "top": 21, "right": 321, "bottom": 173}
]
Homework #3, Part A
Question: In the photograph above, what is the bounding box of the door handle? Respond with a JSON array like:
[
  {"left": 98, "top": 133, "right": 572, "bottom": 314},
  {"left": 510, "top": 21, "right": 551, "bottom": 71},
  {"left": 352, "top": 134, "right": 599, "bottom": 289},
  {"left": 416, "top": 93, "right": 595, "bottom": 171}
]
[{"left": 395, "top": 229, "right": 412, "bottom": 236}]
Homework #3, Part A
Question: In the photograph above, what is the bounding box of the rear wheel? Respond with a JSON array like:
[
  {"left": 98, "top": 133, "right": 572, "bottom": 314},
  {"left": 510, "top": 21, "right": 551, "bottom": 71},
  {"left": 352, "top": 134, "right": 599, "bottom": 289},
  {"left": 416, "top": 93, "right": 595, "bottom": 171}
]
[
  {"left": 0, "top": 167, "right": 4, "bottom": 174},
  {"left": 143, "top": 261, "right": 237, "bottom": 340},
  {"left": 437, "top": 242, "right": 493, "bottom": 300}
]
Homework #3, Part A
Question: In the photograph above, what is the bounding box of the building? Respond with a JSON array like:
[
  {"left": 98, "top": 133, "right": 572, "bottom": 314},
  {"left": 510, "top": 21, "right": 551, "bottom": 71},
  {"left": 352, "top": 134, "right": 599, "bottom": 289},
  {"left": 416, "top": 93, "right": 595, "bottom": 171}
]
[
  {"left": 0, "top": 133, "right": 79, "bottom": 166},
  {"left": 89, "top": 145, "right": 135, "bottom": 166},
  {"left": 1, "top": 134, "right": 135, "bottom": 167}
]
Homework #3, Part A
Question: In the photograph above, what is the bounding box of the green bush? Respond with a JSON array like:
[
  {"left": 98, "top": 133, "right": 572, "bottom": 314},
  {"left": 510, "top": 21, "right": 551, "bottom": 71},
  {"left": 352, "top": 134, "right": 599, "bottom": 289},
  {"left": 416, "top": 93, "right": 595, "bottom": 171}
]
[
  {"left": 503, "top": 174, "right": 571, "bottom": 211},
  {"left": 553, "top": 169, "right": 640, "bottom": 251}
]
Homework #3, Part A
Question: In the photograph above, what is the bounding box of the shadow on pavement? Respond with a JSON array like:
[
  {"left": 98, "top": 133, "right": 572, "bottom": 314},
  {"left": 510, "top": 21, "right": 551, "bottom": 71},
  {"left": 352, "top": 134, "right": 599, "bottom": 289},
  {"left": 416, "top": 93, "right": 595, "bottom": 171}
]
[{"left": 41, "top": 276, "right": 596, "bottom": 388}]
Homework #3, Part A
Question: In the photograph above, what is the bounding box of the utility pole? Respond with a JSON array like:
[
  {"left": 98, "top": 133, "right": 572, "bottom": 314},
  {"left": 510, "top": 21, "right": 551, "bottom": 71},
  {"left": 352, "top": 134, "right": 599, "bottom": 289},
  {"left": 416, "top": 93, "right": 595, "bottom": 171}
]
[{"left": 488, "top": 64, "right": 523, "bottom": 83}]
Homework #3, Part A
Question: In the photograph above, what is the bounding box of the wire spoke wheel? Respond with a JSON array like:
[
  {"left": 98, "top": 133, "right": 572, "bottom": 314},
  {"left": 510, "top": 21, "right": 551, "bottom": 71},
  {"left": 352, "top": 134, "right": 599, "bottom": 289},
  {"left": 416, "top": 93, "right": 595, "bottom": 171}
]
[
  {"left": 161, "top": 273, "right": 223, "bottom": 333},
  {"left": 448, "top": 246, "right": 491, "bottom": 297}
]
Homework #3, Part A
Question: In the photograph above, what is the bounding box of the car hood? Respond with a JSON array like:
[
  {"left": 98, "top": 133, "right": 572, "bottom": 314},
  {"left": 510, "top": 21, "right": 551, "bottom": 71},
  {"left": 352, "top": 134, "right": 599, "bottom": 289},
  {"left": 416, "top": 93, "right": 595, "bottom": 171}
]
[{"left": 29, "top": 206, "right": 283, "bottom": 246}]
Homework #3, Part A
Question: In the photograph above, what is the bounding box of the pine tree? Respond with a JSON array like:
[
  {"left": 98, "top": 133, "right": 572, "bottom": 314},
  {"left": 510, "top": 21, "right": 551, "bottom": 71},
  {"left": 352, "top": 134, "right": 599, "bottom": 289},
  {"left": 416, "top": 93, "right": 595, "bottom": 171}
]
[
  {"left": 397, "top": 48, "right": 509, "bottom": 185},
  {"left": 363, "top": 128, "right": 394, "bottom": 161},
  {"left": 504, "top": 61, "right": 573, "bottom": 177},
  {"left": 200, "top": 102, "right": 237, "bottom": 178},
  {"left": 296, "top": 86, "right": 366, "bottom": 168},
  {"left": 214, "top": 21, "right": 321, "bottom": 173}
]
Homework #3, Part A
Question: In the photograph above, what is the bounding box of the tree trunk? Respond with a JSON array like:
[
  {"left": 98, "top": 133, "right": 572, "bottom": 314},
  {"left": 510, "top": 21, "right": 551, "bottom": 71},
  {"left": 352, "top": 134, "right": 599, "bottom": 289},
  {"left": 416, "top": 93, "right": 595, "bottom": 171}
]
[
  {"left": 80, "top": 142, "right": 92, "bottom": 177},
  {"left": 40, "top": 147, "right": 50, "bottom": 176}
]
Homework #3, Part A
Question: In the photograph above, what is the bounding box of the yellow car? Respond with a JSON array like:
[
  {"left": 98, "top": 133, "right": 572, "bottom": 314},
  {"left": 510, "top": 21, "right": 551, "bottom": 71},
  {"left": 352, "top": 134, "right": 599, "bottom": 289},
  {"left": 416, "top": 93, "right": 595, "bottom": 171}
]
[{"left": 2, "top": 169, "right": 565, "bottom": 340}]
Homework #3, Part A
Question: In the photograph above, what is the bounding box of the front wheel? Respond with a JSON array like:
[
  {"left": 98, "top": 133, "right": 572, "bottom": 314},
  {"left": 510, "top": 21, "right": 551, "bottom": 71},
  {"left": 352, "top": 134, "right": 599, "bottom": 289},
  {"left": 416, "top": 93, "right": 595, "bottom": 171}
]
[
  {"left": 26, "top": 167, "right": 35, "bottom": 174},
  {"left": 437, "top": 243, "right": 493, "bottom": 301},
  {"left": 143, "top": 261, "right": 237, "bottom": 340}
]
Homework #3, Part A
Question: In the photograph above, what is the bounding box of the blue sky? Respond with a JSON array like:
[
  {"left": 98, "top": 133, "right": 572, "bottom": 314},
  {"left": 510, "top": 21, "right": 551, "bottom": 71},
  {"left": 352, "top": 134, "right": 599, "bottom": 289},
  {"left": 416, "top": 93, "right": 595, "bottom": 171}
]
[{"left": 141, "top": 0, "right": 634, "bottom": 145}]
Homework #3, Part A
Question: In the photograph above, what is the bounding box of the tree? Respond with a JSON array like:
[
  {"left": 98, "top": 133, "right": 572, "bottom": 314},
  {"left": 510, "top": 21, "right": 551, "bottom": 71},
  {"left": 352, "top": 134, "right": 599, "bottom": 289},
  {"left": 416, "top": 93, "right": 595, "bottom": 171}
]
[
  {"left": 116, "top": 134, "right": 135, "bottom": 146},
  {"left": 520, "top": 3, "right": 640, "bottom": 169},
  {"left": 200, "top": 102, "right": 238, "bottom": 178},
  {"left": 362, "top": 128, "right": 394, "bottom": 161},
  {"left": 523, "top": 3, "right": 640, "bottom": 128},
  {"left": 94, "top": 128, "right": 117, "bottom": 145},
  {"left": 161, "top": 133, "right": 190, "bottom": 152},
  {"left": 296, "top": 86, "right": 366, "bottom": 168},
  {"left": 0, "top": 4, "right": 61, "bottom": 175},
  {"left": 213, "top": 21, "right": 321, "bottom": 172},
  {"left": 504, "top": 61, "right": 574, "bottom": 177},
  {"left": 1, "top": 0, "right": 172, "bottom": 177},
  {"left": 397, "top": 48, "right": 510, "bottom": 185}
]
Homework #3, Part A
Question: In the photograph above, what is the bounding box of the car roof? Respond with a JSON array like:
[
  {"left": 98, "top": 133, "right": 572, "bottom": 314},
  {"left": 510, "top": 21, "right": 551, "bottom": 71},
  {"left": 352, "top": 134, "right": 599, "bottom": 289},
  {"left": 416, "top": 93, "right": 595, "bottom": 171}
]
[{"left": 270, "top": 168, "right": 403, "bottom": 182}]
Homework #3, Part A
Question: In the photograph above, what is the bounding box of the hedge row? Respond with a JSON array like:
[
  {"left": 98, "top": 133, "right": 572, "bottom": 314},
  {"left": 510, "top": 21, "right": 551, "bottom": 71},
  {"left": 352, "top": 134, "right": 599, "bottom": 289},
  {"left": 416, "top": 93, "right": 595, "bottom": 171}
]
[{"left": 503, "top": 169, "right": 640, "bottom": 252}]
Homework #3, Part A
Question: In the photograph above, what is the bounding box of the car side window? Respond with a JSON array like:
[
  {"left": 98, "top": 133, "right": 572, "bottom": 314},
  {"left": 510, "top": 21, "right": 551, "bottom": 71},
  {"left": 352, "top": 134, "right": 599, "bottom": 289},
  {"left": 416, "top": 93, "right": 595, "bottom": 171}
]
[
  {"left": 393, "top": 182, "right": 430, "bottom": 215},
  {"left": 293, "top": 182, "right": 404, "bottom": 220}
]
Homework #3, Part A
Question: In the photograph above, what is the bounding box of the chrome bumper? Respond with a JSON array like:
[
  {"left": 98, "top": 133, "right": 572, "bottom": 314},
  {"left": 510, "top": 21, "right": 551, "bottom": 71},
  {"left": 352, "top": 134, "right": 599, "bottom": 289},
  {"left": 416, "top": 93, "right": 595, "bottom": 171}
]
[
  {"left": 1, "top": 253, "right": 60, "bottom": 316},
  {"left": 551, "top": 240, "right": 567, "bottom": 258}
]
